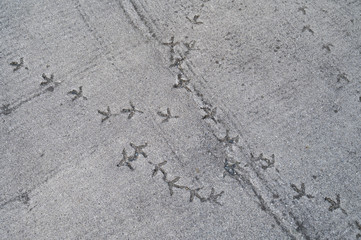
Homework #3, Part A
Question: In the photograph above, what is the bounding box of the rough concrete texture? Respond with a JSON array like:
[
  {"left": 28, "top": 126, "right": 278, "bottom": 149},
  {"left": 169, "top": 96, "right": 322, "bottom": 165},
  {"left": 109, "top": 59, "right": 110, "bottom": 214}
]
[{"left": 1, "top": 0, "right": 361, "bottom": 239}]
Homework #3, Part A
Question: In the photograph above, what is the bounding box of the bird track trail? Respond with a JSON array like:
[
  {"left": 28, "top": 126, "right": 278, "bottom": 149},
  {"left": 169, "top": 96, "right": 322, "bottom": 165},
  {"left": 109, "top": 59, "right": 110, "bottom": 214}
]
[{"left": 4, "top": 0, "right": 354, "bottom": 239}]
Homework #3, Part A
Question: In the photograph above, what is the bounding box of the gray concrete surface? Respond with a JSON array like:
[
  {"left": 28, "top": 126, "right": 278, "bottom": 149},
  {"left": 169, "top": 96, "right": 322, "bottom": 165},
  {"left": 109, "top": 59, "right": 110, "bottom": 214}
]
[{"left": 1, "top": 0, "right": 360, "bottom": 239}]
